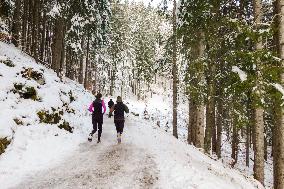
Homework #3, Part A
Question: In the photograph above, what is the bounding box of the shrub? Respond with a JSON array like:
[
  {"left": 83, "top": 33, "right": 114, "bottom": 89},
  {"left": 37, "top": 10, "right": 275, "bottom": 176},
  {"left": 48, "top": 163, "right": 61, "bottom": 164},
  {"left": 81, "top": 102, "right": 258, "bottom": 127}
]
[
  {"left": 0, "top": 137, "right": 10, "bottom": 155},
  {"left": 37, "top": 108, "right": 73, "bottom": 133},
  {"left": 0, "top": 59, "right": 14, "bottom": 67},
  {"left": 68, "top": 90, "right": 75, "bottom": 103},
  {"left": 37, "top": 110, "right": 61, "bottom": 124},
  {"left": 12, "top": 83, "right": 38, "bottom": 101},
  {"left": 13, "top": 118, "right": 23, "bottom": 125},
  {"left": 21, "top": 68, "right": 45, "bottom": 85},
  {"left": 58, "top": 121, "right": 73, "bottom": 133}
]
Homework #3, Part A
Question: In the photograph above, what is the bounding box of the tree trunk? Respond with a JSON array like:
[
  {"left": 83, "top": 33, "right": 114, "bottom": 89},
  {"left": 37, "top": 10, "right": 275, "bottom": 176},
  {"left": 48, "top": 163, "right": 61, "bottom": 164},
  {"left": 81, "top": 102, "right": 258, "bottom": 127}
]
[
  {"left": 65, "top": 47, "right": 71, "bottom": 78},
  {"left": 110, "top": 68, "right": 115, "bottom": 96},
  {"left": 205, "top": 103, "right": 212, "bottom": 154},
  {"left": 79, "top": 39, "right": 85, "bottom": 84},
  {"left": 27, "top": 0, "right": 33, "bottom": 54},
  {"left": 196, "top": 105, "right": 204, "bottom": 149},
  {"left": 246, "top": 90, "right": 252, "bottom": 167},
  {"left": 21, "top": 0, "right": 28, "bottom": 49},
  {"left": 264, "top": 135, "right": 268, "bottom": 161},
  {"left": 45, "top": 22, "right": 51, "bottom": 64},
  {"left": 93, "top": 63, "right": 97, "bottom": 92},
  {"left": 60, "top": 32, "right": 65, "bottom": 77},
  {"left": 205, "top": 68, "right": 216, "bottom": 154},
  {"left": 40, "top": 7, "right": 46, "bottom": 61},
  {"left": 194, "top": 31, "right": 205, "bottom": 149},
  {"left": 11, "top": 0, "right": 21, "bottom": 47},
  {"left": 188, "top": 98, "right": 196, "bottom": 144},
  {"left": 246, "top": 122, "right": 250, "bottom": 167},
  {"left": 32, "top": 0, "right": 39, "bottom": 60},
  {"left": 231, "top": 117, "right": 239, "bottom": 167},
  {"left": 84, "top": 31, "right": 90, "bottom": 89},
  {"left": 253, "top": 0, "right": 265, "bottom": 184},
  {"left": 172, "top": 0, "right": 178, "bottom": 139},
  {"left": 216, "top": 95, "right": 223, "bottom": 158},
  {"left": 51, "top": 17, "right": 64, "bottom": 75},
  {"left": 254, "top": 108, "right": 264, "bottom": 184},
  {"left": 274, "top": 0, "right": 284, "bottom": 188}
]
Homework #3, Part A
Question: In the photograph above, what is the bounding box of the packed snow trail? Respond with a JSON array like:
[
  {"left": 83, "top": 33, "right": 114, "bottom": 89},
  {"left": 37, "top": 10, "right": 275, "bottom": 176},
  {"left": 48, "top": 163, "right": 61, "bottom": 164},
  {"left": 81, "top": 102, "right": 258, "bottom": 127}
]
[
  {"left": 10, "top": 115, "right": 261, "bottom": 189},
  {"left": 11, "top": 117, "right": 159, "bottom": 189}
]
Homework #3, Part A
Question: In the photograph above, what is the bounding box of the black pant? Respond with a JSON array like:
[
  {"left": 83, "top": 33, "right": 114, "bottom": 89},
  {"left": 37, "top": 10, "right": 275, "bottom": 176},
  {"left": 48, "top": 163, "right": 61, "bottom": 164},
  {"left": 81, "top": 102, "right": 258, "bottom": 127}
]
[
  {"left": 108, "top": 111, "right": 113, "bottom": 118},
  {"left": 91, "top": 116, "right": 103, "bottom": 140},
  {"left": 115, "top": 121, "right": 124, "bottom": 134}
]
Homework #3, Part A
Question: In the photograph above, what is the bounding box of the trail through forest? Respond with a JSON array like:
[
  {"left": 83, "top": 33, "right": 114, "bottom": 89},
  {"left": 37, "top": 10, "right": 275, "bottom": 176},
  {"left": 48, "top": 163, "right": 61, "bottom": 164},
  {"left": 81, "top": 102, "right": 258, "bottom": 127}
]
[
  {"left": 11, "top": 117, "right": 159, "bottom": 189},
  {"left": 8, "top": 116, "right": 261, "bottom": 189}
]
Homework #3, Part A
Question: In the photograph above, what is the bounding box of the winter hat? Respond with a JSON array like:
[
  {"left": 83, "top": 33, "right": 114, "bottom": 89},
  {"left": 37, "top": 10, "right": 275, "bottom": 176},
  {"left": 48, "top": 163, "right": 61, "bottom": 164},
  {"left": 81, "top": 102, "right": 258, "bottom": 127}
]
[
  {"left": 116, "top": 96, "right": 122, "bottom": 102},
  {"left": 96, "top": 93, "right": 102, "bottom": 99}
]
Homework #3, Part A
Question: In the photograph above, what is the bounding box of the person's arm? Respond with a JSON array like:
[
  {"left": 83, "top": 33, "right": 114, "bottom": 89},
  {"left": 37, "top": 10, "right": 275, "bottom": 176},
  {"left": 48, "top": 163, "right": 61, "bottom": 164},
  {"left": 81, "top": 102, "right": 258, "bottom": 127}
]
[
  {"left": 102, "top": 100, "right": 106, "bottom": 114},
  {"left": 124, "top": 104, "right": 129, "bottom": 113},
  {"left": 88, "top": 102, "right": 93, "bottom": 112},
  {"left": 110, "top": 105, "right": 115, "bottom": 113}
]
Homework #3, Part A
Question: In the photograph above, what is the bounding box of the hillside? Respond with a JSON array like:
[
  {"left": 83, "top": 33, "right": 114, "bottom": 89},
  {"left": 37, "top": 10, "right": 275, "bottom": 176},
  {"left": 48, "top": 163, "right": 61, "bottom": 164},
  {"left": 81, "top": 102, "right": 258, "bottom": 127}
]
[
  {"left": 0, "top": 42, "right": 263, "bottom": 189},
  {"left": 0, "top": 42, "right": 94, "bottom": 188}
]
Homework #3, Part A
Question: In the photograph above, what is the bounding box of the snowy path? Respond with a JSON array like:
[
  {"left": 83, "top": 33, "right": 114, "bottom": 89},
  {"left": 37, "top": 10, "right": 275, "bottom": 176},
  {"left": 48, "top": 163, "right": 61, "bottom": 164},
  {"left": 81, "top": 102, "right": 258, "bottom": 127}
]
[
  {"left": 8, "top": 115, "right": 261, "bottom": 189},
  {"left": 11, "top": 117, "right": 159, "bottom": 189}
]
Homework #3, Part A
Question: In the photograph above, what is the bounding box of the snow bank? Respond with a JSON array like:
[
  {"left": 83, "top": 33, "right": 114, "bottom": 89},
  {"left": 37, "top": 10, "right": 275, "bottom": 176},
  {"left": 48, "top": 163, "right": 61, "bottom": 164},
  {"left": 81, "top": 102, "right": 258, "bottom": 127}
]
[
  {"left": 0, "top": 42, "right": 94, "bottom": 188},
  {"left": 129, "top": 117, "right": 263, "bottom": 189}
]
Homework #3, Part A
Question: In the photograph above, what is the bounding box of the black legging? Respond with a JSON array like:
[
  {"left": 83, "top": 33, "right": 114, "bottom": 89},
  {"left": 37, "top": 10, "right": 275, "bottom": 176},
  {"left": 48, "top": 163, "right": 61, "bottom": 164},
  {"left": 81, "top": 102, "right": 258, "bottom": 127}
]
[
  {"left": 115, "top": 121, "right": 124, "bottom": 134},
  {"left": 91, "top": 119, "right": 103, "bottom": 140}
]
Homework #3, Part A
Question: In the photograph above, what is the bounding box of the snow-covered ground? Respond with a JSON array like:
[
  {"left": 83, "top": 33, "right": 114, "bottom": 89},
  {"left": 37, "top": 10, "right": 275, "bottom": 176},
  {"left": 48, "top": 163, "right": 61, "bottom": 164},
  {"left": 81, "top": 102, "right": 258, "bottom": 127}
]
[
  {"left": 0, "top": 42, "right": 94, "bottom": 188},
  {"left": 0, "top": 42, "right": 263, "bottom": 189},
  {"left": 9, "top": 117, "right": 263, "bottom": 189},
  {"left": 122, "top": 77, "right": 274, "bottom": 188}
]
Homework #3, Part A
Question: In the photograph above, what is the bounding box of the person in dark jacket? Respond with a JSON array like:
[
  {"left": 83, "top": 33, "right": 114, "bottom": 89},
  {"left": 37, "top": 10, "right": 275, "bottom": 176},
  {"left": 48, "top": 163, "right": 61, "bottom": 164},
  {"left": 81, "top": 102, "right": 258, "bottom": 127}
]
[
  {"left": 110, "top": 96, "right": 129, "bottom": 144},
  {"left": 88, "top": 93, "right": 106, "bottom": 143},
  {"left": 108, "top": 99, "right": 114, "bottom": 118}
]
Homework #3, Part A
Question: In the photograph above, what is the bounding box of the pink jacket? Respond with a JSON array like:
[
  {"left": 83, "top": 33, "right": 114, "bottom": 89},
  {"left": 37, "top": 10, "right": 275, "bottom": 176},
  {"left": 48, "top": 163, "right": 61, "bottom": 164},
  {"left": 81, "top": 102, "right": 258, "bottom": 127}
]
[{"left": 88, "top": 100, "right": 106, "bottom": 114}]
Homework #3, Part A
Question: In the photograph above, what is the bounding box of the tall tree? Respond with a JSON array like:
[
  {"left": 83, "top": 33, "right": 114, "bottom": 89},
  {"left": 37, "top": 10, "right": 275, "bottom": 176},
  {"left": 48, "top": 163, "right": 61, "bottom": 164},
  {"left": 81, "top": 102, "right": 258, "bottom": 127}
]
[
  {"left": 51, "top": 17, "right": 65, "bottom": 75},
  {"left": 172, "top": 0, "right": 178, "bottom": 138},
  {"left": 195, "top": 31, "right": 205, "bottom": 149},
  {"left": 274, "top": 0, "right": 284, "bottom": 188},
  {"left": 253, "top": 0, "right": 265, "bottom": 184},
  {"left": 21, "top": 0, "right": 28, "bottom": 49},
  {"left": 11, "top": 0, "right": 21, "bottom": 47}
]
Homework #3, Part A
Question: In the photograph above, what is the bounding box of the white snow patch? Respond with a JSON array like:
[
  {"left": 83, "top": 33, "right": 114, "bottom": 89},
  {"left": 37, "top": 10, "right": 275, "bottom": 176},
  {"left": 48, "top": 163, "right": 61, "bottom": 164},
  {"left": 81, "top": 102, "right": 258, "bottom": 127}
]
[
  {"left": 273, "top": 83, "right": 284, "bottom": 99},
  {"left": 232, "top": 66, "right": 247, "bottom": 82}
]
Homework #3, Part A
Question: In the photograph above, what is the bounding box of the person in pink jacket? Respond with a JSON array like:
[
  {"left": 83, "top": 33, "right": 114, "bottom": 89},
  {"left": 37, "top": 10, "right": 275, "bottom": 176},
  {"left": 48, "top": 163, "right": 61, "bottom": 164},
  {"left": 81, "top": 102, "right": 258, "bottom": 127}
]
[{"left": 88, "top": 93, "right": 106, "bottom": 143}]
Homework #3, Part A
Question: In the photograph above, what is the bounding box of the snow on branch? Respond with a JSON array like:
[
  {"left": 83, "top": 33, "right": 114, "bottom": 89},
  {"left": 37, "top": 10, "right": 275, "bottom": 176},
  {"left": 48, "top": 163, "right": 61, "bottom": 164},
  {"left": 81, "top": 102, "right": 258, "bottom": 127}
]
[{"left": 232, "top": 66, "right": 247, "bottom": 82}]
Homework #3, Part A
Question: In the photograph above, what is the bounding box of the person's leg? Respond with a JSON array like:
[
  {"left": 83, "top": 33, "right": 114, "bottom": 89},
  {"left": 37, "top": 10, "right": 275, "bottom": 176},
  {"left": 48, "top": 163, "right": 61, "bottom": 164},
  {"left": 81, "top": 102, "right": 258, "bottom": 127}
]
[
  {"left": 119, "top": 121, "right": 125, "bottom": 135},
  {"left": 115, "top": 121, "right": 121, "bottom": 143},
  {"left": 91, "top": 119, "right": 98, "bottom": 136},
  {"left": 115, "top": 121, "right": 121, "bottom": 133},
  {"left": 88, "top": 116, "right": 98, "bottom": 141},
  {"left": 117, "top": 121, "right": 124, "bottom": 143},
  {"left": 98, "top": 122, "right": 102, "bottom": 142}
]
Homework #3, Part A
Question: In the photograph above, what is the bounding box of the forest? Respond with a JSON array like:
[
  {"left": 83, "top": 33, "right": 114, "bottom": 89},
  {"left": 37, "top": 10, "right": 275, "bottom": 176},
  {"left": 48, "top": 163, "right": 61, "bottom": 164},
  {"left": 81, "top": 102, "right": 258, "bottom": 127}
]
[{"left": 0, "top": 0, "right": 284, "bottom": 188}]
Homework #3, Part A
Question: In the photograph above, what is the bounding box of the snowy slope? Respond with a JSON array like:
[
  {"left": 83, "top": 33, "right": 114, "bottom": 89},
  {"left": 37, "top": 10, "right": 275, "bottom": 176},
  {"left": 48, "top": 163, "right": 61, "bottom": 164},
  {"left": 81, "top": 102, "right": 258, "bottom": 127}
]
[
  {"left": 0, "top": 42, "right": 94, "bottom": 188},
  {"left": 0, "top": 42, "right": 263, "bottom": 189}
]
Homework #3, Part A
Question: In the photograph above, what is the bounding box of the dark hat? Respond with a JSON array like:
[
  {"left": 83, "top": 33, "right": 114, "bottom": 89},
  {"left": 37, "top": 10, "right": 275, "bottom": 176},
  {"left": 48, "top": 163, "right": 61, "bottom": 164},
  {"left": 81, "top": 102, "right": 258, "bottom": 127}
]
[{"left": 116, "top": 96, "right": 122, "bottom": 102}]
